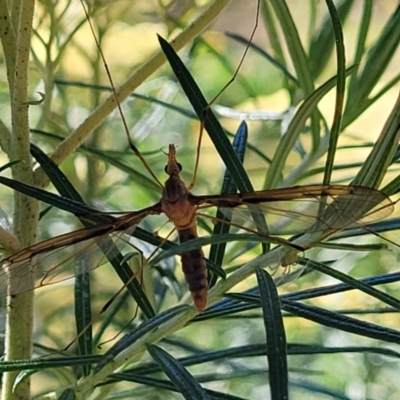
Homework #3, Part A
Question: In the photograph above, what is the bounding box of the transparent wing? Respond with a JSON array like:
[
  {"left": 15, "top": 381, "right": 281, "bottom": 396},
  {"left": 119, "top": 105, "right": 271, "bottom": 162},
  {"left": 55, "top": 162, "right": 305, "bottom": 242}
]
[
  {"left": 195, "top": 185, "right": 393, "bottom": 236},
  {"left": 0, "top": 208, "right": 156, "bottom": 296}
]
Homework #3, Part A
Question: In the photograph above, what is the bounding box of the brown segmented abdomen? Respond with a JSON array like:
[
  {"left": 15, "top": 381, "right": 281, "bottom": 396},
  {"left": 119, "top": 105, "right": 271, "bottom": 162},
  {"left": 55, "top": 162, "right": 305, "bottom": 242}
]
[{"left": 178, "top": 226, "right": 207, "bottom": 311}]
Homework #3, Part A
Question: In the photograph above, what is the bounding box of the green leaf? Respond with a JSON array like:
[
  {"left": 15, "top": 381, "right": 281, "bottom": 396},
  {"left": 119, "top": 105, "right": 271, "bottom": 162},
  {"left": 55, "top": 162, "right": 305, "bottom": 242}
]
[
  {"left": 256, "top": 268, "right": 288, "bottom": 400},
  {"left": 146, "top": 344, "right": 211, "bottom": 400},
  {"left": 158, "top": 35, "right": 254, "bottom": 194},
  {"left": 95, "top": 305, "right": 190, "bottom": 372},
  {"left": 282, "top": 300, "right": 400, "bottom": 344}
]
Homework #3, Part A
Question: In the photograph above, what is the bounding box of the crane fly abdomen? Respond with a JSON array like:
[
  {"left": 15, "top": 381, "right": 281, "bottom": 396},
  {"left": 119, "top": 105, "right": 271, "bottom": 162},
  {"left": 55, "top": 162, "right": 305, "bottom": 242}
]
[{"left": 178, "top": 226, "right": 208, "bottom": 311}]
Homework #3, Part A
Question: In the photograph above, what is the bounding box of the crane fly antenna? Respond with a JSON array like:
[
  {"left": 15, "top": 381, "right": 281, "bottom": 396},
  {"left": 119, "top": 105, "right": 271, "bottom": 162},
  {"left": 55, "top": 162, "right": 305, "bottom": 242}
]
[
  {"left": 189, "top": 0, "right": 261, "bottom": 190},
  {"left": 80, "top": 0, "right": 163, "bottom": 188},
  {"left": 208, "top": 0, "right": 260, "bottom": 107}
]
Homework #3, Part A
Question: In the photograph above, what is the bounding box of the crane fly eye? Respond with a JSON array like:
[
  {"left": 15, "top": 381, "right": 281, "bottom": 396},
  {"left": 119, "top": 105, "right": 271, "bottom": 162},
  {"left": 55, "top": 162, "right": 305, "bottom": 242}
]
[{"left": 164, "top": 163, "right": 182, "bottom": 173}]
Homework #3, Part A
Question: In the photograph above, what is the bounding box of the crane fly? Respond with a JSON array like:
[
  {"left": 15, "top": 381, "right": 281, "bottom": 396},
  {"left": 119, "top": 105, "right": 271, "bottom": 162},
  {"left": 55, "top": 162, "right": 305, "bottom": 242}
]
[
  {"left": 0, "top": 0, "right": 395, "bottom": 313},
  {"left": 0, "top": 144, "right": 394, "bottom": 311}
]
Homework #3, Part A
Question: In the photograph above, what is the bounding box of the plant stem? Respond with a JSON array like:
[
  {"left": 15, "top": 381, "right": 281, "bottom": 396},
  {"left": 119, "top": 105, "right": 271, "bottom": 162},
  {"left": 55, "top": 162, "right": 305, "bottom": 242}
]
[{"left": 0, "top": 1, "right": 39, "bottom": 399}]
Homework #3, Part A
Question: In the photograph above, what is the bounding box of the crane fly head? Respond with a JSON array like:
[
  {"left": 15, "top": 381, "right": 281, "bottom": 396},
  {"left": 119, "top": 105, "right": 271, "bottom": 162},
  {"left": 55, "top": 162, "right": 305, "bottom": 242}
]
[
  {"left": 164, "top": 144, "right": 183, "bottom": 177},
  {"left": 161, "top": 143, "right": 189, "bottom": 205}
]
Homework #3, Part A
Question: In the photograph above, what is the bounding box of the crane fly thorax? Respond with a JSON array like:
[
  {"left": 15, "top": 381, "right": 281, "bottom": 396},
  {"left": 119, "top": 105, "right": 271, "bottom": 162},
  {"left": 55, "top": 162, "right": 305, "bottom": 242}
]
[
  {"left": 162, "top": 174, "right": 188, "bottom": 203},
  {"left": 161, "top": 144, "right": 197, "bottom": 229},
  {"left": 161, "top": 175, "right": 197, "bottom": 229}
]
